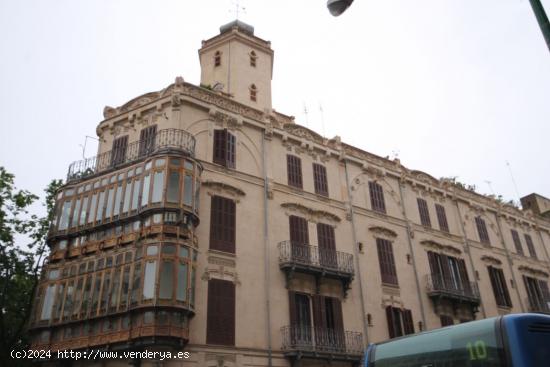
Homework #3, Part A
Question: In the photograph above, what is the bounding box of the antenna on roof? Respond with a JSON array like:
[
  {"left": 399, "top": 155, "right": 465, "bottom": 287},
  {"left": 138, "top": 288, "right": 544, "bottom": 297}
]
[
  {"left": 484, "top": 180, "right": 496, "bottom": 196},
  {"left": 303, "top": 102, "right": 309, "bottom": 128},
  {"left": 319, "top": 102, "right": 326, "bottom": 138},
  {"left": 506, "top": 161, "right": 522, "bottom": 204},
  {"left": 79, "top": 135, "right": 99, "bottom": 159}
]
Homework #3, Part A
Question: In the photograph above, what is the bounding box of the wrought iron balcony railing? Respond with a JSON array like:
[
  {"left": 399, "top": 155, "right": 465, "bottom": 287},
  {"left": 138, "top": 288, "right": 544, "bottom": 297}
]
[
  {"left": 425, "top": 274, "right": 480, "bottom": 303},
  {"left": 526, "top": 297, "right": 550, "bottom": 314},
  {"left": 66, "top": 129, "right": 195, "bottom": 182},
  {"left": 278, "top": 241, "right": 354, "bottom": 275},
  {"left": 281, "top": 325, "right": 363, "bottom": 357}
]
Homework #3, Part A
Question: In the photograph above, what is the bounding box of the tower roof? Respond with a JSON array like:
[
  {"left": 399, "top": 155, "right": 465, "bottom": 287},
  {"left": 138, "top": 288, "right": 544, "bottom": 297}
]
[{"left": 219, "top": 19, "right": 254, "bottom": 36}]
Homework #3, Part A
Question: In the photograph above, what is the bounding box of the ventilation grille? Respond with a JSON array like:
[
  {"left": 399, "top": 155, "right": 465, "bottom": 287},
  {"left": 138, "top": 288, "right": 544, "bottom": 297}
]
[{"left": 528, "top": 322, "right": 550, "bottom": 333}]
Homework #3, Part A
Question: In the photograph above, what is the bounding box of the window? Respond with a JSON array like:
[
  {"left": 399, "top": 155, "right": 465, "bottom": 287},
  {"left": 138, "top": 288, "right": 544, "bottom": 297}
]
[
  {"left": 376, "top": 238, "right": 398, "bottom": 286},
  {"left": 488, "top": 266, "right": 512, "bottom": 308},
  {"left": 524, "top": 276, "right": 550, "bottom": 312},
  {"left": 417, "top": 198, "right": 431, "bottom": 227},
  {"left": 214, "top": 51, "right": 221, "bottom": 67},
  {"left": 312, "top": 295, "right": 344, "bottom": 347},
  {"left": 206, "top": 279, "right": 235, "bottom": 345},
  {"left": 427, "top": 251, "right": 472, "bottom": 295},
  {"left": 143, "top": 261, "right": 157, "bottom": 300},
  {"left": 511, "top": 229, "right": 524, "bottom": 255},
  {"left": 111, "top": 136, "right": 128, "bottom": 166},
  {"left": 167, "top": 171, "right": 180, "bottom": 203},
  {"left": 177, "top": 262, "right": 188, "bottom": 302},
  {"left": 249, "top": 84, "right": 257, "bottom": 101},
  {"left": 159, "top": 261, "right": 173, "bottom": 300},
  {"left": 313, "top": 163, "right": 328, "bottom": 197},
  {"left": 288, "top": 292, "right": 312, "bottom": 344},
  {"left": 289, "top": 215, "right": 309, "bottom": 262},
  {"left": 317, "top": 223, "right": 336, "bottom": 268},
  {"left": 524, "top": 234, "right": 537, "bottom": 259},
  {"left": 141, "top": 174, "right": 150, "bottom": 207},
  {"left": 386, "top": 306, "right": 414, "bottom": 338},
  {"left": 440, "top": 315, "right": 454, "bottom": 327},
  {"left": 369, "top": 181, "right": 386, "bottom": 213},
  {"left": 435, "top": 204, "right": 449, "bottom": 232},
  {"left": 138, "top": 125, "right": 157, "bottom": 157},
  {"left": 475, "top": 216, "right": 490, "bottom": 244},
  {"left": 287, "top": 155, "right": 303, "bottom": 189},
  {"left": 250, "top": 51, "right": 257, "bottom": 67},
  {"left": 213, "top": 129, "right": 236, "bottom": 168},
  {"left": 210, "top": 196, "right": 236, "bottom": 253},
  {"left": 151, "top": 171, "right": 164, "bottom": 203}
]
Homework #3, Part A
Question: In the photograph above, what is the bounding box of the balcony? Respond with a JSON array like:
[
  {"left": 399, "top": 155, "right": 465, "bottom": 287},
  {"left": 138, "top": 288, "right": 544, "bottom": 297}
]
[
  {"left": 278, "top": 241, "right": 354, "bottom": 296},
  {"left": 425, "top": 274, "right": 481, "bottom": 313},
  {"left": 281, "top": 325, "right": 363, "bottom": 364},
  {"left": 526, "top": 297, "right": 550, "bottom": 314},
  {"left": 67, "top": 128, "right": 195, "bottom": 182}
]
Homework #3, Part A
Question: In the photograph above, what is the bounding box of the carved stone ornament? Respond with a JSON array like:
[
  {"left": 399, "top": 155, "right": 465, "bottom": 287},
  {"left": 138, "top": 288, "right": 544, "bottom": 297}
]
[
  {"left": 518, "top": 265, "right": 549, "bottom": 278},
  {"left": 202, "top": 180, "right": 246, "bottom": 197},
  {"left": 283, "top": 124, "right": 324, "bottom": 145},
  {"left": 480, "top": 255, "right": 502, "bottom": 266},
  {"left": 280, "top": 202, "right": 341, "bottom": 223},
  {"left": 212, "top": 110, "right": 239, "bottom": 128},
  {"left": 202, "top": 266, "right": 241, "bottom": 285},
  {"left": 368, "top": 226, "right": 398, "bottom": 239},
  {"left": 419, "top": 239, "right": 462, "bottom": 255}
]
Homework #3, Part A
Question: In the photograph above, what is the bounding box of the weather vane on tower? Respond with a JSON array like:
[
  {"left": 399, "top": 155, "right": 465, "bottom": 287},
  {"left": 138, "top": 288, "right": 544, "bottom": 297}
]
[{"left": 229, "top": 0, "right": 246, "bottom": 20}]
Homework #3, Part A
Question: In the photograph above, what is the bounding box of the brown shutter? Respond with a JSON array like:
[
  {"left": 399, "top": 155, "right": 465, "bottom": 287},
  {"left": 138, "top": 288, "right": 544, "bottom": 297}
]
[
  {"left": 206, "top": 279, "right": 235, "bottom": 345},
  {"left": 227, "top": 131, "right": 236, "bottom": 169},
  {"left": 287, "top": 155, "right": 303, "bottom": 189},
  {"left": 457, "top": 258, "right": 472, "bottom": 294},
  {"left": 331, "top": 297, "right": 345, "bottom": 349},
  {"left": 111, "top": 135, "right": 128, "bottom": 166},
  {"left": 402, "top": 309, "right": 414, "bottom": 335},
  {"left": 369, "top": 181, "right": 386, "bottom": 213},
  {"left": 524, "top": 276, "right": 536, "bottom": 309},
  {"left": 488, "top": 266, "right": 502, "bottom": 306},
  {"left": 213, "top": 130, "right": 226, "bottom": 166},
  {"left": 313, "top": 163, "right": 328, "bottom": 196},
  {"left": 386, "top": 306, "right": 396, "bottom": 339},
  {"left": 210, "top": 196, "right": 235, "bottom": 253},
  {"left": 524, "top": 234, "right": 537, "bottom": 259},
  {"left": 312, "top": 294, "right": 327, "bottom": 349},
  {"left": 289, "top": 216, "right": 309, "bottom": 263},
  {"left": 417, "top": 198, "right": 431, "bottom": 227},
  {"left": 475, "top": 216, "right": 490, "bottom": 244},
  {"left": 139, "top": 125, "right": 157, "bottom": 157},
  {"left": 511, "top": 230, "right": 524, "bottom": 255},
  {"left": 377, "top": 238, "right": 398, "bottom": 285},
  {"left": 317, "top": 223, "right": 336, "bottom": 268},
  {"left": 499, "top": 269, "right": 512, "bottom": 307},
  {"left": 439, "top": 254, "right": 453, "bottom": 290},
  {"left": 427, "top": 251, "right": 440, "bottom": 278},
  {"left": 288, "top": 291, "right": 297, "bottom": 326},
  {"left": 538, "top": 280, "right": 550, "bottom": 305},
  {"left": 435, "top": 204, "right": 449, "bottom": 232}
]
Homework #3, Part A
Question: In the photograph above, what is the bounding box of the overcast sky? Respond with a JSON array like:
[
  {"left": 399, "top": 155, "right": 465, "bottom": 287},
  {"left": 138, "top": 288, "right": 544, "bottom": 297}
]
[{"left": 1, "top": 0, "right": 549, "bottom": 217}]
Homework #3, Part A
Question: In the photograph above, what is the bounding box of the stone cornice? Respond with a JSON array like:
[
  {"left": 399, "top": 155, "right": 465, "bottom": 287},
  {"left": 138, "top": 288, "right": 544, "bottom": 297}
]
[
  {"left": 201, "top": 180, "right": 246, "bottom": 197},
  {"left": 368, "top": 226, "right": 398, "bottom": 239},
  {"left": 280, "top": 202, "right": 341, "bottom": 223},
  {"left": 518, "top": 265, "right": 549, "bottom": 278},
  {"left": 419, "top": 239, "right": 462, "bottom": 256},
  {"left": 480, "top": 255, "right": 503, "bottom": 266}
]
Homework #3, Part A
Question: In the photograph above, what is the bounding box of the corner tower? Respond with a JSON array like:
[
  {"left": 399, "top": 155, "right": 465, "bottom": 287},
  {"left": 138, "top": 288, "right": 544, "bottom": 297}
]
[{"left": 199, "top": 20, "right": 273, "bottom": 111}]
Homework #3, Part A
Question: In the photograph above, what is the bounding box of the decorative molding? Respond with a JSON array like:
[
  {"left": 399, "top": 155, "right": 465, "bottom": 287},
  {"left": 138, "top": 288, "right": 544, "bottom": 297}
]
[
  {"left": 368, "top": 226, "right": 398, "bottom": 239},
  {"left": 280, "top": 202, "right": 341, "bottom": 223},
  {"left": 518, "top": 265, "right": 549, "bottom": 278},
  {"left": 283, "top": 124, "right": 325, "bottom": 145},
  {"left": 480, "top": 255, "right": 502, "bottom": 266},
  {"left": 419, "top": 239, "right": 462, "bottom": 255},
  {"left": 201, "top": 266, "right": 241, "bottom": 285},
  {"left": 202, "top": 180, "right": 246, "bottom": 197},
  {"left": 207, "top": 256, "right": 236, "bottom": 268}
]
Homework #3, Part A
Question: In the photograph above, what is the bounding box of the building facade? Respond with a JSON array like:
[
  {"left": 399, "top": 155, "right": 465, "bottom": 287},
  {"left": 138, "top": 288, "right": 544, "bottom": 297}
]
[{"left": 29, "top": 21, "right": 550, "bottom": 367}]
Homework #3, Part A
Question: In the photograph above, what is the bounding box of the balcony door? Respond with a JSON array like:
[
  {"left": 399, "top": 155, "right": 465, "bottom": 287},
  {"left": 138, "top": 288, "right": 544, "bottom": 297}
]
[
  {"left": 317, "top": 223, "right": 337, "bottom": 269},
  {"left": 289, "top": 215, "right": 309, "bottom": 264},
  {"left": 312, "top": 295, "right": 345, "bottom": 351},
  {"left": 139, "top": 125, "right": 157, "bottom": 157},
  {"left": 289, "top": 292, "right": 312, "bottom": 346},
  {"left": 428, "top": 252, "right": 471, "bottom": 295},
  {"left": 524, "top": 276, "right": 550, "bottom": 312},
  {"left": 110, "top": 136, "right": 128, "bottom": 167}
]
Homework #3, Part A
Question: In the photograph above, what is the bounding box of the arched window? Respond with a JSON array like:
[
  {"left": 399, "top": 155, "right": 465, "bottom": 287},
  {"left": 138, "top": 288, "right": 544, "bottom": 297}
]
[
  {"left": 249, "top": 84, "right": 257, "bottom": 102},
  {"left": 214, "top": 51, "right": 221, "bottom": 67},
  {"left": 249, "top": 51, "right": 257, "bottom": 67}
]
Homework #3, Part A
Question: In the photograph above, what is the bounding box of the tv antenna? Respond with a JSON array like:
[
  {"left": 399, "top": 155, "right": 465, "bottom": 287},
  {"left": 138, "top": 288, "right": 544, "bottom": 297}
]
[
  {"left": 319, "top": 102, "right": 326, "bottom": 138},
  {"left": 303, "top": 102, "right": 309, "bottom": 127},
  {"left": 506, "top": 161, "right": 522, "bottom": 203},
  {"left": 79, "top": 135, "right": 99, "bottom": 158}
]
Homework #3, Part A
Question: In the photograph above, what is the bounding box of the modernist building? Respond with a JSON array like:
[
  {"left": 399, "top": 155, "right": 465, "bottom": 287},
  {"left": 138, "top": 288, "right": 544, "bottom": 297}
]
[{"left": 29, "top": 21, "right": 550, "bottom": 367}]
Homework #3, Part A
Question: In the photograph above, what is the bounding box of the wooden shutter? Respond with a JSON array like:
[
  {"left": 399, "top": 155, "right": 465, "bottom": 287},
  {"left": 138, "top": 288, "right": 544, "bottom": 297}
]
[
  {"left": 287, "top": 155, "right": 303, "bottom": 189},
  {"left": 111, "top": 136, "right": 128, "bottom": 166},
  {"left": 288, "top": 291, "right": 297, "bottom": 326},
  {"left": 402, "top": 309, "right": 414, "bottom": 335},
  {"left": 488, "top": 267, "right": 501, "bottom": 306},
  {"left": 386, "top": 306, "right": 396, "bottom": 339},
  {"left": 377, "top": 238, "right": 398, "bottom": 285},
  {"left": 511, "top": 230, "right": 524, "bottom": 255},
  {"left": 417, "top": 198, "right": 431, "bottom": 227},
  {"left": 499, "top": 269, "right": 512, "bottom": 307},
  {"left": 524, "top": 276, "right": 537, "bottom": 310},
  {"left": 489, "top": 267, "right": 512, "bottom": 308},
  {"left": 313, "top": 163, "right": 328, "bottom": 196},
  {"left": 457, "top": 258, "right": 472, "bottom": 294},
  {"left": 226, "top": 131, "right": 236, "bottom": 169},
  {"left": 369, "top": 181, "right": 386, "bottom": 213},
  {"left": 475, "top": 216, "right": 490, "bottom": 244},
  {"left": 435, "top": 204, "right": 449, "bottom": 232},
  {"left": 206, "top": 279, "right": 235, "bottom": 345},
  {"left": 331, "top": 297, "right": 345, "bottom": 348},
  {"left": 213, "top": 130, "right": 226, "bottom": 166},
  {"left": 524, "top": 234, "right": 537, "bottom": 259},
  {"left": 139, "top": 125, "right": 157, "bottom": 157},
  {"left": 317, "top": 223, "right": 336, "bottom": 268},
  {"left": 209, "top": 196, "right": 235, "bottom": 253},
  {"left": 289, "top": 216, "right": 309, "bottom": 245},
  {"left": 538, "top": 281, "right": 550, "bottom": 311}
]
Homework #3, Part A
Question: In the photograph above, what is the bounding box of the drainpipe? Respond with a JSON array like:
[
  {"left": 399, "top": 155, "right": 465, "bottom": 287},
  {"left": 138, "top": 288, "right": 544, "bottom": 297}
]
[
  {"left": 454, "top": 200, "right": 487, "bottom": 318},
  {"left": 494, "top": 212, "right": 525, "bottom": 312},
  {"left": 343, "top": 161, "right": 369, "bottom": 346},
  {"left": 261, "top": 131, "right": 273, "bottom": 366},
  {"left": 397, "top": 181, "right": 427, "bottom": 330}
]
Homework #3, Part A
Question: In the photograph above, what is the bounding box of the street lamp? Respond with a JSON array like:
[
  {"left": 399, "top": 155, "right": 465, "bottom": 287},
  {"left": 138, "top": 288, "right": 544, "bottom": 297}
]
[{"left": 326, "top": 0, "right": 550, "bottom": 54}]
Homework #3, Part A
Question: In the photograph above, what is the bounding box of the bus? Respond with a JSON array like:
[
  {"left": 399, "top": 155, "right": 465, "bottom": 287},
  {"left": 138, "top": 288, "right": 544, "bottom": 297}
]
[{"left": 364, "top": 313, "right": 550, "bottom": 367}]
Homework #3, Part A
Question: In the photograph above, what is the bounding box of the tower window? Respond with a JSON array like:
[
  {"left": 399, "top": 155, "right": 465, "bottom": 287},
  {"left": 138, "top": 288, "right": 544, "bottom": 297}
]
[
  {"left": 250, "top": 51, "right": 257, "bottom": 67},
  {"left": 214, "top": 51, "right": 221, "bottom": 67},
  {"left": 249, "top": 84, "right": 257, "bottom": 102}
]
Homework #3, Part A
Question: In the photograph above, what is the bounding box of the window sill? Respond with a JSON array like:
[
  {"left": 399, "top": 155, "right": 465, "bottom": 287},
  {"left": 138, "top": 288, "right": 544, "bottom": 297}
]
[{"left": 208, "top": 249, "right": 236, "bottom": 258}]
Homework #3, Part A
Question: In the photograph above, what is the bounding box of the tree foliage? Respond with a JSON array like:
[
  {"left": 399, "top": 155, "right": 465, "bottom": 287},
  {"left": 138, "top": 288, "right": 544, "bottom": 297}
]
[{"left": 0, "top": 167, "right": 62, "bottom": 364}]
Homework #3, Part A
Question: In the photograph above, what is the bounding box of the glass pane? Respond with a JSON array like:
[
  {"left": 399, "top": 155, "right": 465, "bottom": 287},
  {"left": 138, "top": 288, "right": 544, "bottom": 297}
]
[
  {"left": 123, "top": 182, "right": 132, "bottom": 213},
  {"left": 167, "top": 171, "right": 180, "bottom": 203},
  {"left": 53, "top": 283, "right": 65, "bottom": 319},
  {"left": 184, "top": 160, "right": 193, "bottom": 170},
  {"left": 120, "top": 266, "right": 130, "bottom": 308},
  {"left": 177, "top": 263, "right": 188, "bottom": 301},
  {"left": 190, "top": 267, "right": 195, "bottom": 306},
  {"left": 105, "top": 188, "right": 115, "bottom": 220},
  {"left": 131, "top": 179, "right": 140, "bottom": 211},
  {"left": 40, "top": 284, "right": 56, "bottom": 320},
  {"left": 184, "top": 174, "right": 193, "bottom": 206},
  {"left": 71, "top": 199, "right": 81, "bottom": 228},
  {"left": 153, "top": 213, "right": 162, "bottom": 224},
  {"left": 130, "top": 263, "right": 142, "bottom": 304},
  {"left": 58, "top": 240, "right": 67, "bottom": 250},
  {"left": 143, "top": 261, "right": 157, "bottom": 300},
  {"left": 63, "top": 281, "right": 75, "bottom": 318},
  {"left": 180, "top": 246, "right": 189, "bottom": 258},
  {"left": 79, "top": 196, "right": 88, "bottom": 225},
  {"left": 152, "top": 171, "right": 164, "bottom": 203},
  {"left": 162, "top": 244, "right": 176, "bottom": 254},
  {"left": 145, "top": 161, "right": 152, "bottom": 171},
  {"left": 100, "top": 271, "right": 111, "bottom": 311},
  {"left": 141, "top": 175, "right": 150, "bottom": 207},
  {"left": 147, "top": 245, "right": 158, "bottom": 256},
  {"left": 159, "top": 261, "right": 173, "bottom": 299},
  {"left": 58, "top": 201, "right": 72, "bottom": 230},
  {"left": 110, "top": 268, "right": 121, "bottom": 309},
  {"left": 170, "top": 158, "right": 180, "bottom": 166},
  {"left": 95, "top": 191, "right": 105, "bottom": 222},
  {"left": 113, "top": 185, "right": 122, "bottom": 216},
  {"left": 155, "top": 159, "right": 165, "bottom": 167}
]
